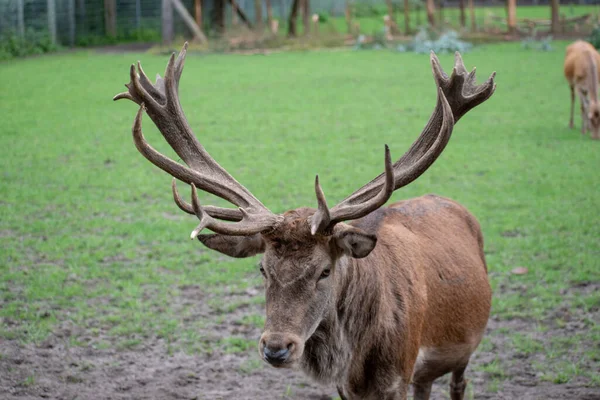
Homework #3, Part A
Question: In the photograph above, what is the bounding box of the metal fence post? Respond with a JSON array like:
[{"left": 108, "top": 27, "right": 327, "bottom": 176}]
[
  {"left": 162, "top": 0, "right": 174, "bottom": 45},
  {"left": 17, "top": 0, "right": 25, "bottom": 37},
  {"left": 48, "top": 0, "right": 57, "bottom": 44},
  {"left": 69, "top": 0, "right": 76, "bottom": 45}
]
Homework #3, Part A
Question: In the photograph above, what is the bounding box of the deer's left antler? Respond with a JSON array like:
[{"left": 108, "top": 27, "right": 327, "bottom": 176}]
[{"left": 310, "top": 51, "right": 496, "bottom": 235}]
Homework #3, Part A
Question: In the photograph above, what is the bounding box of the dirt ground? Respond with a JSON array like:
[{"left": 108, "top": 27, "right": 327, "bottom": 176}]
[{"left": 1, "top": 282, "right": 598, "bottom": 400}]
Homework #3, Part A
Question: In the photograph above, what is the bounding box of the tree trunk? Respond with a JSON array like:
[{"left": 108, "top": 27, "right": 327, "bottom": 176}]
[
  {"left": 426, "top": 0, "right": 435, "bottom": 27},
  {"left": 468, "top": 0, "right": 476, "bottom": 31},
  {"left": 266, "top": 0, "right": 274, "bottom": 32},
  {"left": 506, "top": 0, "right": 516, "bottom": 34},
  {"left": 172, "top": 0, "right": 208, "bottom": 42},
  {"left": 68, "top": 0, "right": 75, "bottom": 45},
  {"left": 213, "top": 0, "right": 225, "bottom": 34},
  {"left": 104, "top": 0, "right": 116, "bottom": 37},
  {"left": 458, "top": 0, "right": 466, "bottom": 28},
  {"left": 345, "top": 1, "right": 352, "bottom": 34},
  {"left": 288, "top": 0, "right": 299, "bottom": 36},
  {"left": 229, "top": 0, "right": 254, "bottom": 29},
  {"left": 254, "top": 0, "right": 263, "bottom": 32},
  {"left": 551, "top": 0, "right": 560, "bottom": 34},
  {"left": 302, "top": 0, "right": 310, "bottom": 35},
  {"left": 404, "top": 0, "right": 410, "bottom": 34},
  {"left": 195, "top": 0, "right": 202, "bottom": 29},
  {"left": 232, "top": 0, "right": 238, "bottom": 25},
  {"left": 385, "top": 0, "right": 395, "bottom": 24}
]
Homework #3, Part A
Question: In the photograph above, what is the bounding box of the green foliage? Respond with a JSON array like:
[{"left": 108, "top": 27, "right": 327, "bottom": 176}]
[
  {"left": 75, "top": 28, "right": 160, "bottom": 48},
  {"left": 0, "top": 29, "right": 58, "bottom": 61},
  {"left": 316, "top": 12, "right": 330, "bottom": 23},
  {"left": 397, "top": 28, "right": 472, "bottom": 54},
  {"left": 588, "top": 25, "right": 600, "bottom": 50},
  {"left": 353, "top": 3, "right": 387, "bottom": 18}
]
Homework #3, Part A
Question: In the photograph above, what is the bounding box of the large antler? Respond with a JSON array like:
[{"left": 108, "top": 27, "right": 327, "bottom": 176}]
[
  {"left": 311, "top": 51, "right": 496, "bottom": 235},
  {"left": 114, "top": 43, "right": 282, "bottom": 236}
]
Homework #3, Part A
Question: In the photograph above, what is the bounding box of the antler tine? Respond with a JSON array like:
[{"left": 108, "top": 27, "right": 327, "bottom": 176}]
[
  {"left": 172, "top": 178, "right": 243, "bottom": 221},
  {"left": 327, "top": 144, "right": 395, "bottom": 225},
  {"left": 189, "top": 184, "right": 281, "bottom": 237},
  {"left": 310, "top": 175, "right": 331, "bottom": 235},
  {"left": 431, "top": 51, "right": 496, "bottom": 123},
  {"left": 310, "top": 144, "right": 395, "bottom": 235},
  {"left": 174, "top": 41, "right": 188, "bottom": 84}
]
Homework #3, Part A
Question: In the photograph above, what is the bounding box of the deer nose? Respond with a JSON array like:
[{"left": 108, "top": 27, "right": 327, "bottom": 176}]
[
  {"left": 263, "top": 345, "right": 292, "bottom": 365},
  {"left": 260, "top": 333, "right": 298, "bottom": 366}
]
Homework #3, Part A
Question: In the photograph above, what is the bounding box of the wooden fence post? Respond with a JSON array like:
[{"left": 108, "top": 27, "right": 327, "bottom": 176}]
[
  {"left": 195, "top": 0, "right": 202, "bottom": 28},
  {"left": 171, "top": 0, "right": 208, "bottom": 42},
  {"left": 104, "top": 0, "right": 117, "bottom": 37}
]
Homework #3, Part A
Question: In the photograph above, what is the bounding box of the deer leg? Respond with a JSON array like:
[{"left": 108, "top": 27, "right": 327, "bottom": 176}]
[
  {"left": 449, "top": 366, "right": 468, "bottom": 400},
  {"left": 579, "top": 95, "right": 589, "bottom": 135},
  {"left": 412, "top": 380, "right": 433, "bottom": 400},
  {"left": 569, "top": 85, "right": 575, "bottom": 129}
]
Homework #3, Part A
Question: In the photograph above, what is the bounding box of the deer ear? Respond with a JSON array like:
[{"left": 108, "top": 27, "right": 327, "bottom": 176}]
[
  {"left": 197, "top": 234, "right": 266, "bottom": 258},
  {"left": 333, "top": 225, "right": 377, "bottom": 259}
]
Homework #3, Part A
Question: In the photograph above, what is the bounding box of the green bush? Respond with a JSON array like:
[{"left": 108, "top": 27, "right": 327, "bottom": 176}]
[
  {"left": 0, "top": 29, "right": 58, "bottom": 61},
  {"left": 588, "top": 25, "right": 600, "bottom": 49}
]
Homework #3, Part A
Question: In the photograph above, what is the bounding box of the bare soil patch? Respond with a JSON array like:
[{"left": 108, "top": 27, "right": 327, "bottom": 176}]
[{"left": 1, "top": 283, "right": 598, "bottom": 400}]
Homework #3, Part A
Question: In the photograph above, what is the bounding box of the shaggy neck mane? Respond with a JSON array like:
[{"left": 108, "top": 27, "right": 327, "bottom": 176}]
[{"left": 300, "top": 255, "right": 385, "bottom": 384}]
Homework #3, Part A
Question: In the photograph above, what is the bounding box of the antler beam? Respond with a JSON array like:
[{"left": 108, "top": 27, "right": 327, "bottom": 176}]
[
  {"left": 311, "top": 52, "right": 496, "bottom": 234},
  {"left": 114, "top": 43, "right": 282, "bottom": 236}
]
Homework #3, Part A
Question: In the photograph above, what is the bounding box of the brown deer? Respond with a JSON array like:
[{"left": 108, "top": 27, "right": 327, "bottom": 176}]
[
  {"left": 114, "top": 44, "right": 495, "bottom": 400},
  {"left": 564, "top": 40, "right": 600, "bottom": 140}
]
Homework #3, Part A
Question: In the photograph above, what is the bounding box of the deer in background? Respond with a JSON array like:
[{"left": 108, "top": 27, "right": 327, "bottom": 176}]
[
  {"left": 564, "top": 40, "right": 600, "bottom": 140},
  {"left": 114, "top": 45, "right": 496, "bottom": 400}
]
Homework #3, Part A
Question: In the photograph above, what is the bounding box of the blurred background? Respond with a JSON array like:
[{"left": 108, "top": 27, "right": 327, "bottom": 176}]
[{"left": 2, "top": 0, "right": 600, "bottom": 58}]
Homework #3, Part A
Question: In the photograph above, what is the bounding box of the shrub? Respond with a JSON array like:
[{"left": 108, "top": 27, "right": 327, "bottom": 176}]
[
  {"left": 0, "top": 29, "right": 58, "bottom": 61},
  {"left": 521, "top": 29, "right": 553, "bottom": 52},
  {"left": 397, "top": 28, "right": 472, "bottom": 54},
  {"left": 589, "top": 25, "right": 600, "bottom": 50}
]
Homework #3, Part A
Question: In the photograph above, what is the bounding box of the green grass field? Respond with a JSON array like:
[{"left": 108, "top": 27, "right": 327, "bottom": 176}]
[
  {"left": 326, "top": 5, "right": 600, "bottom": 34},
  {"left": 1, "top": 40, "right": 599, "bottom": 396}
]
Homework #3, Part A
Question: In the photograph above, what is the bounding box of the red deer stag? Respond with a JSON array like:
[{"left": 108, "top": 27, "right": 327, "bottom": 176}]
[
  {"left": 564, "top": 40, "right": 600, "bottom": 140},
  {"left": 114, "top": 44, "right": 495, "bottom": 400}
]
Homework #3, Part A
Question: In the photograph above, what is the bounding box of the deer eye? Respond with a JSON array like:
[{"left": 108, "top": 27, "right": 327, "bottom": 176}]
[{"left": 319, "top": 268, "right": 331, "bottom": 280}]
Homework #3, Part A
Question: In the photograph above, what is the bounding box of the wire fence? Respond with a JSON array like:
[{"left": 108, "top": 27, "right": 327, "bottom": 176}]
[
  {"left": 0, "top": 0, "right": 598, "bottom": 50},
  {"left": 0, "top": 0, "right": 343, "bottom": 47}
]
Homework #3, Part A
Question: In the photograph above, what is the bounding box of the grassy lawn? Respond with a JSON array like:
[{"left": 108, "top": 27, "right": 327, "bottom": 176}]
[
  {"left": 0, "top": 40, "right": 599, "bottom": 396},
  {"left": 326, "top": 5, "right": 600, "bottom": 35}
]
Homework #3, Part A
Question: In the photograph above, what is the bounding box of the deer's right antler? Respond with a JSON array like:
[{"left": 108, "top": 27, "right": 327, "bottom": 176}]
[{"left": 114, "top": 43, "right": 282, "bottom": 236}]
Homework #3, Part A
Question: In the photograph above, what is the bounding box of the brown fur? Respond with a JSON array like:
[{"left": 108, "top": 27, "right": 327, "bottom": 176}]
[
  {"left": 210, "top": 195, "right": 491, "bottom": 400},
  {"left": 564, "top": 40, "right": 600, "bottom": 139}
]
